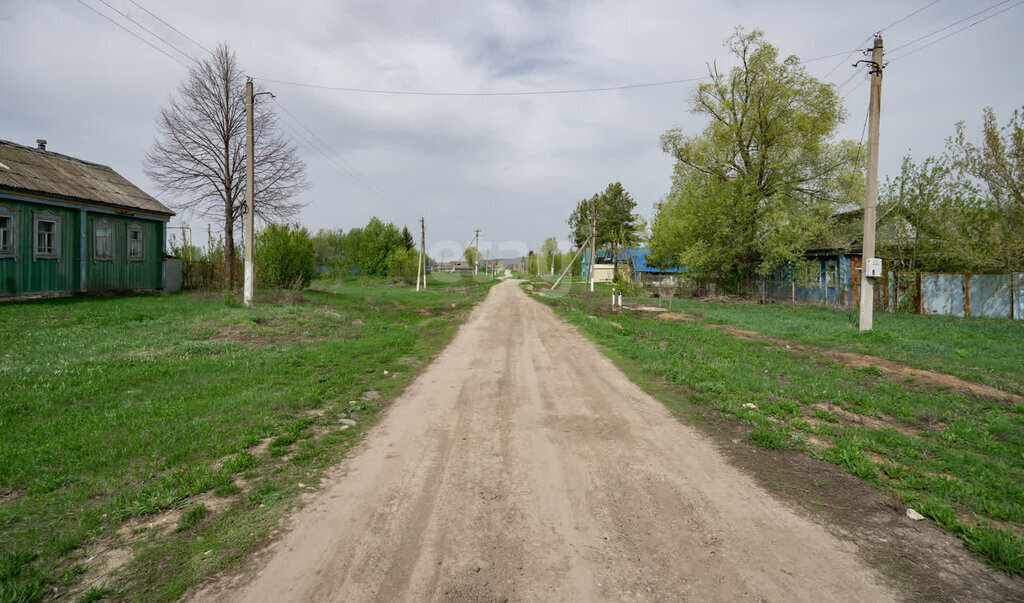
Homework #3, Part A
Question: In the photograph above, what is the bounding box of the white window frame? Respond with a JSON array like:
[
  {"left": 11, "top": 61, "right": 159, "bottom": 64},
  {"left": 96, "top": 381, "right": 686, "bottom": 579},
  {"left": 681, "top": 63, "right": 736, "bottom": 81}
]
[
  {"left": 93, "top": 218, "right": 114, "bottom": 261},
  {"left": 33, "top": 210, "right": 60, "bottom": 260},
  {"left": 127, "top": 222, "right": 145, "bottom": 262},
  {"left": 0, "top": 205, "right": 16, "bottom": 258}
]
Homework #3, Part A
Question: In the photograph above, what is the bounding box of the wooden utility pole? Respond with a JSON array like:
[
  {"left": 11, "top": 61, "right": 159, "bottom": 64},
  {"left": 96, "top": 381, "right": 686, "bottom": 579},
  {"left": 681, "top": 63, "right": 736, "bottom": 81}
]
[
  {"left": 416, "top": 217, "right": 425, "bottom": 291},
  {"left": 858, "top": 36, "right": 884, "bottom": 331},
  {"left": 243, "top": 78, "right": 255, "bottom": 306}
]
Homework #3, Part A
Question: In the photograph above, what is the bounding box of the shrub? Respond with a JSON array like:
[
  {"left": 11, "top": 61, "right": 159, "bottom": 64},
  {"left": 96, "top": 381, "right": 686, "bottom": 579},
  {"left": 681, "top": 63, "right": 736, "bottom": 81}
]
[
  {"left": 386, "top": 247, "right": 420, "bottom": 284},
  {"left": 255, "top": 224, "right": 316, "bottom": 289}
]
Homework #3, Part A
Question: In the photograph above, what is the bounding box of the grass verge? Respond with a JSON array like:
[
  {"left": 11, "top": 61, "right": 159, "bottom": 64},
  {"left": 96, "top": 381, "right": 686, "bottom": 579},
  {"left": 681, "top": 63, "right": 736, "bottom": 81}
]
[
  {"left": 526, "top": 279, "right": 1024, "bottom": 576},
  {"left": 0, "top": 273, "right": 496, "bottom": 601},
  {"left": 629, "top": 291, "right": 1024, "bottom": 397}
]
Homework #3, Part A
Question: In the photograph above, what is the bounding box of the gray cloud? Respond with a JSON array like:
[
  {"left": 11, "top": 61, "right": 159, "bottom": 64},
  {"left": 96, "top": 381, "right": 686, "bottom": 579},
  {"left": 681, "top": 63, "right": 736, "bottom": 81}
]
[{"left": 2, "top": 0, "right": 1021, "bottom": 253}]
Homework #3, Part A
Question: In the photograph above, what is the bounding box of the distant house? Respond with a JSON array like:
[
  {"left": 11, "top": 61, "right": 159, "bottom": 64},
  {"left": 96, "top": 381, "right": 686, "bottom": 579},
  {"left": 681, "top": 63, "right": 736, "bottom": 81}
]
[
  {"left": 580, "top": 247, "right": 683, "bottom": 284},
  {"left": 0, "top": 139, "right": 174, "bottom": 297}
]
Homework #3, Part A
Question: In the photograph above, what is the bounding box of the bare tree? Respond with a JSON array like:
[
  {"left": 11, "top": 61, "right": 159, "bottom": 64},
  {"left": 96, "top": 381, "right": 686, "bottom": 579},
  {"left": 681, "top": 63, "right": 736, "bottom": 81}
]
[{"left": 144, "top": 44, "right": 307, "bottom": 285}]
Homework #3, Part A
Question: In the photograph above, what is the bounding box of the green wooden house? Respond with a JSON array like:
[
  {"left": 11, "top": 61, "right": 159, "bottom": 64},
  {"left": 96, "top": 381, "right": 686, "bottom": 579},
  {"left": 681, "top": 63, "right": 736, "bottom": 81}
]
[{"left": 0, "top": 139, "right": 174, "bottom": 297}]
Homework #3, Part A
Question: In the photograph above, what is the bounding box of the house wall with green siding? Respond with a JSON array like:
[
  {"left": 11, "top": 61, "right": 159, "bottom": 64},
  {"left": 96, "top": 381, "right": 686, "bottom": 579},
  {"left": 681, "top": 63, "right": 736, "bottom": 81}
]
[
  {"left": 85, "top": 214, "right": 163, "bottom": 291},
  {"left": 1, "top": 194, "right": 166, "bottom": 296}
]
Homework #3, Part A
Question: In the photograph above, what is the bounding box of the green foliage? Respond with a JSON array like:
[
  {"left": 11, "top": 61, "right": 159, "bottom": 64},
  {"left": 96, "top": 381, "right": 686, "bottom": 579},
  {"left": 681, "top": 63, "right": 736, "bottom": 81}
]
[
  {"left": 879, "top": 106, "right": 1024, "bottom": 273},
  {"left": 464, "top": 246, "right": 481, "bottom": 269},
  {"left": 255, "top": 223, "right": 315, "bottom": 289},
  {"left": 311, "top": 228, "right": 345, "bottom": 268},
  {"left": 401, "top": 226, "right": 415, "bottom": 251},
  {"left": 540, "top": 237, "right": 559, "bottom": 275},
  {"left": 386, "top": 247, "right": 419, "bottom": 283},
  {"left": 568, "top": 183, "right": 643, "bottom": 254},
  {"left": 649, "top": 28, "right": 861, "bottom": 287}
]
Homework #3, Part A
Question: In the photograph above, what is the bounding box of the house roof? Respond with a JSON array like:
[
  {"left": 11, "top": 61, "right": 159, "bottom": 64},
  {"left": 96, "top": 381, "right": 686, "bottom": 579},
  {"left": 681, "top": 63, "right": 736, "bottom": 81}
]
[{"left": 0, "top": 139, "right": 173, "bottom": 216}]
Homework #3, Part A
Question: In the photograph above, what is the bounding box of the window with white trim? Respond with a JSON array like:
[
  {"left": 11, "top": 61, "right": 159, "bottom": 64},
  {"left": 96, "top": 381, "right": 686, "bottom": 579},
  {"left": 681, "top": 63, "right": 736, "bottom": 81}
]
[
  {"left": 33, "top": 211, "right": 60, "bottom": 260},
  {"left": 127, "top": 223, "right": 144, "bottom": 261},
  {"left": 94, "top": 219, "right": 114, "bottom": 260},
  {"left": 0, "top": 205, "right": 16, "bottom": 258}
]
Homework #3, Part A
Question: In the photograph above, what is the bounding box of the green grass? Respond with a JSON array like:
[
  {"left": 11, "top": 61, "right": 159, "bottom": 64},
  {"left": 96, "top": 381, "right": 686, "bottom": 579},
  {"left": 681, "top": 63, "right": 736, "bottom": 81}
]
[
  {"left": 527, "top": 281, "right": 1024, "bottom": 576},
  {"left": 636, "top": 294, "right": 1024, "bottom": 396},
  {"left": 0, "top": 273, "right": 495, "bottom": 601}
]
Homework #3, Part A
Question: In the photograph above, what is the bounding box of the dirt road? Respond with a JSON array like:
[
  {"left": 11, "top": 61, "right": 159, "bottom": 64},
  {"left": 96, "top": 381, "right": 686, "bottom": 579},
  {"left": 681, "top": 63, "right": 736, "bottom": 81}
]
[{"left": 192, "top": 280, "right": 895, "bottom": 602}]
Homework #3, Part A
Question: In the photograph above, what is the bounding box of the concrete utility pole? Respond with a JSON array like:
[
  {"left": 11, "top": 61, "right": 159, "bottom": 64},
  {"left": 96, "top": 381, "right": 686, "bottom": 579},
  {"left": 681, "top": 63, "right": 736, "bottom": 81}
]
[
  {"left": 417, "top": 217, "right": 425, "bottom": 291},
  {"left": 473, "top": 229, "right": 481, "bottom": 275},
  {"left": 858, "top": 36, "right": 884, "bottom": 331},
  {"left": 588, "top": 214, "right": 596, "bottom": 292},
  {"left": 243, "top": 78, "right": 256, "bottom": 307}
]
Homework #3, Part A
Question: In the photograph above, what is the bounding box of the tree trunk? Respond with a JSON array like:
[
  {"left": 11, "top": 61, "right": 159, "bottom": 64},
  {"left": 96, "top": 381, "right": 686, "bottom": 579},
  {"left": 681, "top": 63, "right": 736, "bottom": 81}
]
[{"left": 224, "top": 208, "right": 235, "bottom": 287}]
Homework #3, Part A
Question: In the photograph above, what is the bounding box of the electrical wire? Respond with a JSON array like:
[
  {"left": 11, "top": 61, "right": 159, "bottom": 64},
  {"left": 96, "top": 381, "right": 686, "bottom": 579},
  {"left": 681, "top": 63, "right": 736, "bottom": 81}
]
[
  {"left": 124, "top": 0, "right": 214, "bottom": 56},
  {"left": 251, "top": 75, "right": 712, "bottom": 97},
  {"left": 888, "top": 0, "right": 1015, "bottom": 54},
  {"left": 271, "top": 98, "right": 391, "bottom": 202},
  {"left": 823, "top": 0, "right": 943, "bottom": 83},
  {"left": 74, "top": 0, "right": 190, "bottom": 68},
  {"left": 879, "top": 0, "right": 944, "bottom": 33},
  {"left": 91, "top": 0, "right": 198, "bottom": 63},
  {"left": 888, "top": 0, "right": 1024, "bottom": 62}
]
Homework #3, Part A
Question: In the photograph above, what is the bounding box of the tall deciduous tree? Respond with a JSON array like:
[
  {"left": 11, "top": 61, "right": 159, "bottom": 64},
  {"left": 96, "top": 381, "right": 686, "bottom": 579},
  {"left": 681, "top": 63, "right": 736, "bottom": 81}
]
[
  {"left": 144, "top": 44, "right": 307, "bottom": 286},
  {"left": 650, "top": 29, "right": 861, "bottom": 289},
  {"left": 945, "top": 106, "right": 1024, "bottom": 272},
  {"left": 540, "top": 237, "right": 559, "bottom": 275}
]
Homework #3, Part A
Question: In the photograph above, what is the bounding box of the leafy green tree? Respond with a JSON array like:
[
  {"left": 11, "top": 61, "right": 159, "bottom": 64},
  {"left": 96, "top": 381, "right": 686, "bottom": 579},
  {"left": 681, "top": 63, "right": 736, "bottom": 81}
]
[
  {"left": 386, "top": 247, "right": 419, "bottom": 283},
  {"left": 945, "top": 106, "right": 1024, "bottom": 272},
  {"left": 568, "top": 183, "right": 642, "bottom": 274},
  {"left": 312, "top": 229, "right": 345, "bottom": 268},
  {"left": 540, "top": 237, "right": 559, "bottom": 275},
  {"left": 255, "top": 223, "right": 315, "bottom": 289},
  {"left": 650, "top": 28, "right": 862, "bottom": 290},
  {"left": 358, "top": 217, "right": 405, "bottom": 276},
  {"left": 464, "top": 246, "right": 481, "bottom": 270}
]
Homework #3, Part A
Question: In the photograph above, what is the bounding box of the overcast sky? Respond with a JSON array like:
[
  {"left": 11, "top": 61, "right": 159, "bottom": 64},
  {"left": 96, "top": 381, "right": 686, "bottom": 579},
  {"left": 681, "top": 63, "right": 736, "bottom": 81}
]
[{"left": 2, "top": 0, "right": 1022, "bottom": 259}]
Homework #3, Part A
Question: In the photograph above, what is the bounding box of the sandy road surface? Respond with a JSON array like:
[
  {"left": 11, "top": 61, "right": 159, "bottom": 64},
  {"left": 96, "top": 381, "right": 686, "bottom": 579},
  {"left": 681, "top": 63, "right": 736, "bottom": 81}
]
[{"left": 192, "top": 280, "right": 895, "bottom": 602}]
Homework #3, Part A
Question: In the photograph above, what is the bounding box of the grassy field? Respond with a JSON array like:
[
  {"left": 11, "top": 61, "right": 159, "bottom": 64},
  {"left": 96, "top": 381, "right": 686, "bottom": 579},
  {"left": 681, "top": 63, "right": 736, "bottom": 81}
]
[
  {"left": 0, "top": 274, "right": 495, "bottom": 602},
  {"left": 527, "top": 280, "right": 1024, "bottom": 576},
  {"left": 642, "top": 293, "right": 1024, "bottom": 397}
]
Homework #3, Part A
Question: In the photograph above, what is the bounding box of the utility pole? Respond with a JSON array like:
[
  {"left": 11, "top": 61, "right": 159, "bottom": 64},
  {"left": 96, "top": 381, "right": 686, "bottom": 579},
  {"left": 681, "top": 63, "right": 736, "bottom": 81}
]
[
  {"left": 588, "top": 213, "right": 596, "bottom": 292},
  {"left": 242, "top": 79, "right": 273, "bottom": 306},
  {"left": 243, "top": 78, "right": 255, "bottom": 306},
  {"left": 858, "top": 36, "right": 884, "bottom": 331},
  {"left": 473, "top": 229, "right": 481, "bottom": 275},
  {"left": 416, "top": 217, "right": 425, "bottom": 291}
]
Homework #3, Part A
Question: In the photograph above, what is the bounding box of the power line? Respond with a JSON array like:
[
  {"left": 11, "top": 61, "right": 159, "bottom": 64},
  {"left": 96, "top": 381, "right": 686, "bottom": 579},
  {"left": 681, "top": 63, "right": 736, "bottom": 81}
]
[
  {"left": 821, "top": 0, "right": 944, "bottom": 82},
  {"left": 124, "top": 0, "right": 214, "bottom": 56},
  {"left": 880, "top": 0, "right": 944, "bottom": 33},
  {"left": 91, "top": 0, "right": 198, "bottom": 63},
  {"left": 251, "top": 75, "right": 712, "bottom": 97},
  {"left": 252, "top": 48, "right": 865, "bottom": 98},
  {"left": 74, "top": 0, "right": 190, "bottom": 68},
  {"left": 271, "top": 97, "right": 391, "bottom": 201},
  {"left": 888, "top": 0, "right": 1016, "bottom": 54},
  {"left": 889, "top": 0, "right": 1024, "bottom": 62}
]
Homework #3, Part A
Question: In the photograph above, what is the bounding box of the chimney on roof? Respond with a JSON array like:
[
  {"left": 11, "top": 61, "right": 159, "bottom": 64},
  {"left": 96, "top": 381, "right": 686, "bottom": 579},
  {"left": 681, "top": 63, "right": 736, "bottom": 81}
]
[{"left": 36, "top": 139, "right": 47, "bottom": 151}]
